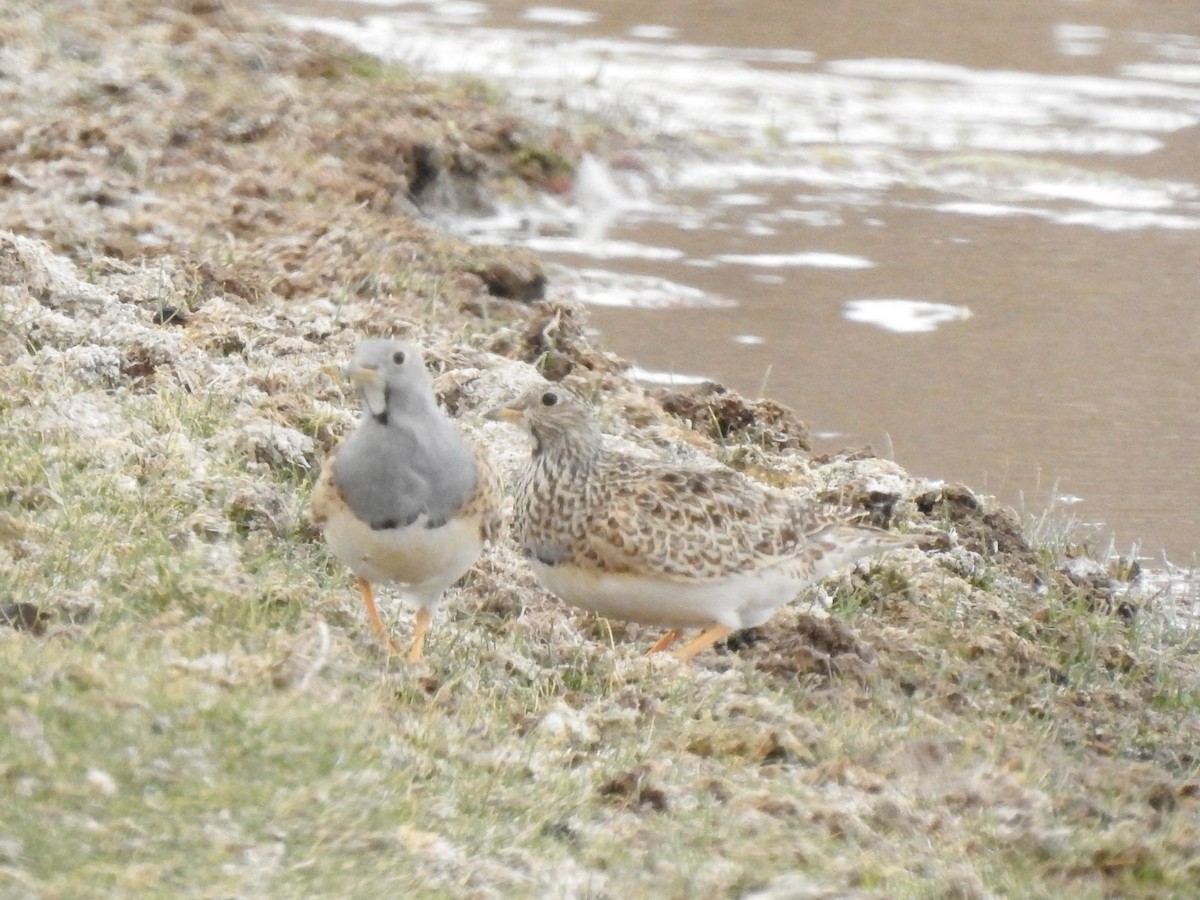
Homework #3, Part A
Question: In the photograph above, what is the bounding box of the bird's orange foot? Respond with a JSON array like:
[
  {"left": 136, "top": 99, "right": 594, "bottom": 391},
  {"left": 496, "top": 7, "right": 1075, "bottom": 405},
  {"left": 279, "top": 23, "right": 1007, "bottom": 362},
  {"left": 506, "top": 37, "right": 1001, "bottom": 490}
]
[
  {"left": 357, "top": 577, "right": 402, "bottom": 655},
  {"left": 647, "top": 629, "right": 682, "bottom": 654},
  {"left": 671, "top": 625, "right": 732, "bottom": 664},
  {"left": 407, "top": 608, "right": 431, "bottom": 663}
]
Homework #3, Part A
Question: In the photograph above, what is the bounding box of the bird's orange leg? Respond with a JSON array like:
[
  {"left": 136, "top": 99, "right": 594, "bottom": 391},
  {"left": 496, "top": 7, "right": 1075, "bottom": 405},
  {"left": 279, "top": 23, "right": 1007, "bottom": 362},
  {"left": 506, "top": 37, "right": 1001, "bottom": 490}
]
[
  {"left": 671, "top": 625, "right": 733, "bottom": 664},
  {"left": 357, "top": 577, "right": 400, "bottom": 654},
  {"left": 408, "top": 608, "right": 431, "bottom": 663},
  {"left": 647, "top": 629, "right": 682, "bottom": 654}
]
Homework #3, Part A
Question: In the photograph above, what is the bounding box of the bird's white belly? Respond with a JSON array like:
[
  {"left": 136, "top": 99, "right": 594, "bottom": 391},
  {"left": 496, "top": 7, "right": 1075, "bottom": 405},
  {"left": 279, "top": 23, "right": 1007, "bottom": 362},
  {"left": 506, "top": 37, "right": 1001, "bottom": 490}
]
[
  {"left": 322, "top": 509, "right": 482, "bottom": 601},
  {"left": 530, "top": 562, "right": 804, "bottom": 630}
]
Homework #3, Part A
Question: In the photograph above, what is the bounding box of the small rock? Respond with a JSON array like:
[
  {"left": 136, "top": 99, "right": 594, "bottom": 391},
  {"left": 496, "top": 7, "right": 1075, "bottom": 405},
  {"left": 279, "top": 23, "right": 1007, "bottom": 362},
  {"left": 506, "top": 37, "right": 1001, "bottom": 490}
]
[
  {"left": 598, "top": 765, "right": 668, "bottom": 811},
  {"left": 465, "top": 249, "right": 546, "bottom": 302},
  {"left": 653, "top": 381, "right": 810, "bottom": 451},
  {"left": 535, "top": 701, "right": 598, "bottom": 745},
  {"left": 0, "top": 602, "right": 50, "bottom": 635},
  {"left": 229, "top": 420, "right": 316, "bottom": 471},
  {"left": 86, "top": 768, "right": 119, "bottom": 797},
  {"left": 1147, "top": 782, "right": 1177, "bottom": 813},
  {"left": 151, "top": 305, "right": 188, "bottom": 326}
]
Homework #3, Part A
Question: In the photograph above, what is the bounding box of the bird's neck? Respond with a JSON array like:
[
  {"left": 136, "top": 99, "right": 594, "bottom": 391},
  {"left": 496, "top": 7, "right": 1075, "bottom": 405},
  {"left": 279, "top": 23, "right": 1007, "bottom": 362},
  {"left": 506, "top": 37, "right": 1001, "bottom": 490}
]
[
  {"left": 368, "top": 393, "right": 438, "bottom": 428},
  {"left": 533, "top": 429, "right": 602, "bottom": 471}
]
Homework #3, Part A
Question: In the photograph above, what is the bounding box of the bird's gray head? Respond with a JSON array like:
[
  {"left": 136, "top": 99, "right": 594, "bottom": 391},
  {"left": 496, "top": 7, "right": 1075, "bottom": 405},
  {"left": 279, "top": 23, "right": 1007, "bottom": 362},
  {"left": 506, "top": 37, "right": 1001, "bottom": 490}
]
[
  {"left": 345, "top": 338, "right": 435, "bottom": 425},
  {"left": 486, "top": 385, "right": 601, "bottom": 455}
]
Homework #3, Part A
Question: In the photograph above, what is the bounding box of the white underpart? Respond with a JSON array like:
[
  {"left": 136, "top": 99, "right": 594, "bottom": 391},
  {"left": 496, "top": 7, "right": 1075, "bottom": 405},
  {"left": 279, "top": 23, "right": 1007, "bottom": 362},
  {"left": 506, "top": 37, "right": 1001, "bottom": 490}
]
[
  {"left": 532, "top": 531, "right": 910, "bottom": 630},
  {"left": 322, "top": 511, "right": 481, "bottom": 611},
  {"left": 532, "top": 561, "right": 811, "bottom": 630}
]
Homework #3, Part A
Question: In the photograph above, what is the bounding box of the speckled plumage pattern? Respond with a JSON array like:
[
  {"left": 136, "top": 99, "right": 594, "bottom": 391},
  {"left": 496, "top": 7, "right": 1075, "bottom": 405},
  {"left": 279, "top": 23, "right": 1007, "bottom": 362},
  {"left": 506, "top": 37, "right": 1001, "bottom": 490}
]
[
  {"left": 489, "top": 386, "right": 916, "bottom": 661},
  {"left": 310, "top": 339, "right": 502, "bottom": 660}
]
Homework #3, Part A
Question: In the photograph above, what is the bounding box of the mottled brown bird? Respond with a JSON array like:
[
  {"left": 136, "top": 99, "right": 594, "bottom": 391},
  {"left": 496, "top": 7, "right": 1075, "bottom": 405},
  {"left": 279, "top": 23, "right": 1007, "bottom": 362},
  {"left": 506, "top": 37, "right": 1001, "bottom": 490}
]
[
  {"left": 311, "top": 339, "right": 502, "bottom": 661},
  {"left": 488, "top": 386, "right": 916, "bottom": 662}
]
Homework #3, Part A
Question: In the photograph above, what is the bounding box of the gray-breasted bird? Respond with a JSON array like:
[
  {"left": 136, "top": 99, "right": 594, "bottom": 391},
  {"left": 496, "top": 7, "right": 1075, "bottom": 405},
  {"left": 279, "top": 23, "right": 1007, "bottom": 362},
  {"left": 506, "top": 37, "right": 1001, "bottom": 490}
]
[{"left": 312, "top": 339, "right": 501, "bottom": 661}]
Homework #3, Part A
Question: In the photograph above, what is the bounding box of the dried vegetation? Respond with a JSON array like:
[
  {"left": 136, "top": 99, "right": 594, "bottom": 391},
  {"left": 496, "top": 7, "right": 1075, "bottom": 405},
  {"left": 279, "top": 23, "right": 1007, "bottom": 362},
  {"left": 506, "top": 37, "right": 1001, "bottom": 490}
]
[{"left": 1, "top": 2, "right": 1198, "bottom": 897}]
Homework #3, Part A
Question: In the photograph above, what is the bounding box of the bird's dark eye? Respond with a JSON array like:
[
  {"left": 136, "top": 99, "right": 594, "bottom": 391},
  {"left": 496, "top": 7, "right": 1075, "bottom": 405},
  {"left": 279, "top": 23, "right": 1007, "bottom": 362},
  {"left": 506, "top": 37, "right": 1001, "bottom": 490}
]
[
  {"left": 392, "top": 351, "right": 405, "bottom": 365},
  {"left": 540, "top": 391, "right": 558, "bottom": 407}
]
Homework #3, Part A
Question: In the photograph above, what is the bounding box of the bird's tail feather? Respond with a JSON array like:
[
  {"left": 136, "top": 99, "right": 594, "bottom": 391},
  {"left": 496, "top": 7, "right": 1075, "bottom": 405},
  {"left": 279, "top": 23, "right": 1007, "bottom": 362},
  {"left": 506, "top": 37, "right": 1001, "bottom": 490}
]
[{"left": 803, "top": 525, "right": 919, "bottom": 583}]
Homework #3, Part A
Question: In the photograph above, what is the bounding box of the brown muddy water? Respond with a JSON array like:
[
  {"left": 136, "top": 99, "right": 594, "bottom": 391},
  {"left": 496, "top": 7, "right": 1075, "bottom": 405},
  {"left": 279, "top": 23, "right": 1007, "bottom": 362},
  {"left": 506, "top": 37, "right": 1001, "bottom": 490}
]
[{"left": 277, "top": 0, "right": 1200, "bottom": 563}]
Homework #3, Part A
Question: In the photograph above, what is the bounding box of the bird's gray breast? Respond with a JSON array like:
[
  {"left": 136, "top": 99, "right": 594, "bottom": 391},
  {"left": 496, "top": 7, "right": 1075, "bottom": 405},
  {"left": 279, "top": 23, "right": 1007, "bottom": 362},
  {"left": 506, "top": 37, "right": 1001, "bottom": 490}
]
[{"left": 335, "top": 416, "right": 477, "bottom": 531}]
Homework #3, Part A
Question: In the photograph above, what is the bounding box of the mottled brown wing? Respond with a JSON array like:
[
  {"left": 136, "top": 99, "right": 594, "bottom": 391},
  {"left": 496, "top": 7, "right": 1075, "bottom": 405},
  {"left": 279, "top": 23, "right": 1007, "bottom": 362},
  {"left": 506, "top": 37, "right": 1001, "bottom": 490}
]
[
  {"left": 464, "top": 436, "right": 504, "bottom": 543},
  {"left": 309, "top": 449, "right": 344, "bottom": 527},
  {"left": 574, "top": 455, "right": 836, "bottom": 580}
]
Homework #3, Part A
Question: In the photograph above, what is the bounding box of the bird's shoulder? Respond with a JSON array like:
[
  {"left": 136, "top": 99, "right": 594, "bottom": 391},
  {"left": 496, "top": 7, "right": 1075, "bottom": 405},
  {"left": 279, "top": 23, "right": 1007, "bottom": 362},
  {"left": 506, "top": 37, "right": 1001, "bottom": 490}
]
[
  {"left": 309, "top": 447, "right": 346, "bottom": 527},
  {"left": 461, "top": 430, "right": 505, "bottom": 542}
]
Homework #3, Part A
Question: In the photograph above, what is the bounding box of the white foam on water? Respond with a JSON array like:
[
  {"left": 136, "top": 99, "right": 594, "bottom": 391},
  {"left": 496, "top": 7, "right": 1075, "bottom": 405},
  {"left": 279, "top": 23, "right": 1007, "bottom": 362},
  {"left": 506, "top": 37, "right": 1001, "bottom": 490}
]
[
  {"left": 563, "top": 269, "right": 736, "bottom": 310},
  {"left": 843, "top": 299, "right": 973, "bottom": 334},
  {"left": 628, "top": 24, "right": 677, "bottom": 40},
  {"left": 714, "top": 252, "right": 874, "bottom": 269},
  {"left": 1021, "top": 179, "right": 1178, "bottom": 209},
  {"left": 934, "top": 201, "right": 1046, "bottom": 218},
  {"left": 433, "top": 1, "right": 487, "bottom": 22},
  {"left": 1121, "top": 63, "right": 1200, "bottom": 84},
  {"left": 1054, "top": 23, "right": 1109, "bottom": 57},
  {"left": 524, "top": 237, "right": 685, "bottom": 260},
  {"left": 1051, "top": 210, "right": 1200, "bottom": 231},
  {"left": 522, "top": 6, "right": 597, "bottom": 26},
  {"left": 626, "top": 365, "right": 710, "bottom": 386}
]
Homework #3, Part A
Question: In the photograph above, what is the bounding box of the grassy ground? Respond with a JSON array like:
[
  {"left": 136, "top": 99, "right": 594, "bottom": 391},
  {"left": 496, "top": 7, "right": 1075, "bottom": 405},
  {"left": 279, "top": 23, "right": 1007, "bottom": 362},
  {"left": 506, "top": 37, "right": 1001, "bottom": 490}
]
[{"left": 2, "top": 2, "right": 1199, "bottom": 897}]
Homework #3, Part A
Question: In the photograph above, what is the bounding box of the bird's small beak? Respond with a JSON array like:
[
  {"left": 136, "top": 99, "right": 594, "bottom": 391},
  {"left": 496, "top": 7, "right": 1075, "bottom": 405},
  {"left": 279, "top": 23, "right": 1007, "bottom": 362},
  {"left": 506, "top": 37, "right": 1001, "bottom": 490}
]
[
  {"left": 345, "top": 362, "right": 380, "bottom": 385},
  {"left": 347, "top": 363, "right": 387, "bottom": 416},
  {"left": 484, "top": 402, "right": 524, "bottom": 425}
]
